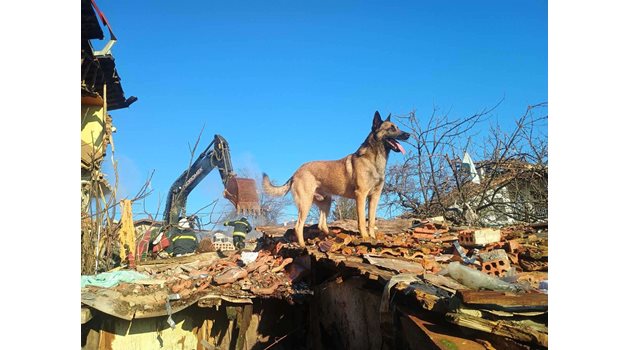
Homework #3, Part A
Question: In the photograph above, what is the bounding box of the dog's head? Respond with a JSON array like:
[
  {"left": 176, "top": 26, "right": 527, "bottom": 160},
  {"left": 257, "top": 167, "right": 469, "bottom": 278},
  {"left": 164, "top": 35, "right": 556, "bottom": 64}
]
[{"left": 372, "top": 111, "right": 410, "bottom": 154}]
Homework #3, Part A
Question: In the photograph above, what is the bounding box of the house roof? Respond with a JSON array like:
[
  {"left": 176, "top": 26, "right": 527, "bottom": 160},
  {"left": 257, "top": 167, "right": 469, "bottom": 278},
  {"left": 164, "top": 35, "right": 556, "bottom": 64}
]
[
  {"left": 81, "top": 0, "right": 137, "bottom": 110},
  {"left": 81, "top": 0, "right": 103, "bottom": 40}
]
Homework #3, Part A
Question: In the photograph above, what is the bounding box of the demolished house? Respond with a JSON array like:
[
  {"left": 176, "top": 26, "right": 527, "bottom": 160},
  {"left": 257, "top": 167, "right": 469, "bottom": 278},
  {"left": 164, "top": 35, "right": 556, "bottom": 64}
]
[
  {"left": 80, "top": 2, "right": 548, "bottom": 349},
  {"left": 444, "top": 158, "right": 548, "bottom": 227},
  {"left": 81, "top": 0, "right": 137, "bottom": 273}
]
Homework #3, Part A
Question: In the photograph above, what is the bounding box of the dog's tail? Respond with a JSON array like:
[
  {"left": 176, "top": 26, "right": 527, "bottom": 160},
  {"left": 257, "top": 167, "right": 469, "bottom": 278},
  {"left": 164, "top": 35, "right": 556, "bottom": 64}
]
[{"left": 262, "top": 173, "right": 292, "bottom": 197}]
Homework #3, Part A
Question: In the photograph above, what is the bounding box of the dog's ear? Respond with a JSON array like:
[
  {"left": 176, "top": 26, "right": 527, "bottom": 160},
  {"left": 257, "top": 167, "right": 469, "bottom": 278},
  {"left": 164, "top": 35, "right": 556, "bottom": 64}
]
[
  {"left": 386, "top": 113, "right": 391, "bottom": 122},
  {"left": 372, "top": 111, "right": 383, "bottom": 131}
]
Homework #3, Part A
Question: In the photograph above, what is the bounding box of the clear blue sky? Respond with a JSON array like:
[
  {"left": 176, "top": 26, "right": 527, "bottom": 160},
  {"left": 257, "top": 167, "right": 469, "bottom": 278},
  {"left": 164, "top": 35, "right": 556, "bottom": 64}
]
[{"left": 96, "top": 0, "right": 547, "bottom": 227}]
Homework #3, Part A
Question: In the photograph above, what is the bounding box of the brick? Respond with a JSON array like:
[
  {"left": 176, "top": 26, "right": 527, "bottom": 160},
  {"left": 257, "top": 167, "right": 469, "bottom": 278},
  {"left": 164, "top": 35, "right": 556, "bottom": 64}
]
[
  {"left": 478, "top": 249, "right": 508, "bottom": 263},
  {"left": 458, "top": 228, "right": 501, "bottom": 247},
  {"left": 479, "top": 249, "right": 511, "bottom": 277},
  {"left": 413, "top": 232, "right": 436, "bottom": 240},
  {"left": 414, "top": 227, "right": 436, "bottom": 234},
  {"left": 506, "top": 239, "right": 521, "bottom": 253},
  {"left": 481, "top": 258, "right": 511, "bottom": 277}
]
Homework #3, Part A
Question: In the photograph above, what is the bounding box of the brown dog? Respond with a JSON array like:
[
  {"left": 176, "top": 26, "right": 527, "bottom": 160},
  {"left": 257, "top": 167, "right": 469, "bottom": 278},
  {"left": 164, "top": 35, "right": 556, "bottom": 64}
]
[{"left": 262, "top": 111, "right": 410, "bottom": 246}]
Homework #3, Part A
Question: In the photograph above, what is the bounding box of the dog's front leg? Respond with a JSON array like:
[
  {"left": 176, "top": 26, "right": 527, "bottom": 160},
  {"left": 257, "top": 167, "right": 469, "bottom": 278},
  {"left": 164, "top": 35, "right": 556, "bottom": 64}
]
[
  {"left": 355, "top": 191, "right": 369, "bottom": 238},
  {"left": 367, "top": 188, "right": 383, "bottom": 239}
]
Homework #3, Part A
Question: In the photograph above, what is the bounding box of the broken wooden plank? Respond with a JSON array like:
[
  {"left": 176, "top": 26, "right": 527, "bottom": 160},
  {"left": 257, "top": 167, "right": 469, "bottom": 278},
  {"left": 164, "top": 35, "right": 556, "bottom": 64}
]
[
  {"left": 457, "top": 290, "right": 548, "bottom": 308},
  {"left": 446, "top": 312, "right": 548, "bottom": 347},
  {"left": 364, "top": 255, "right": 425, "bottom": 274},
  {"left": 197, "top": 294, "right": 252, "bottom": 307},
  {"left": 393, "top": 282, "right": 449, "bottom": 313},
  {"left": 81, "top": 307, "right": 93, "bottom": 324},
  {"left": 137, "top": 251, "right": 224, "bottom": 267},
  {"left": 235, "top": 304, "right": 253, "bottom": 350}
]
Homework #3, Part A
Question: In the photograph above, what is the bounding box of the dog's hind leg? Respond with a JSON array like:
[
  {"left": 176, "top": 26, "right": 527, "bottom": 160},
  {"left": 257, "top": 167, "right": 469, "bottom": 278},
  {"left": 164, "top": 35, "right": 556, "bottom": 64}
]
[
  {"left": 315, "top": 195, "right": 332, "bottom": 234},
  {"left": 292, "top": 188, "right": 314, "bottom": 247}
]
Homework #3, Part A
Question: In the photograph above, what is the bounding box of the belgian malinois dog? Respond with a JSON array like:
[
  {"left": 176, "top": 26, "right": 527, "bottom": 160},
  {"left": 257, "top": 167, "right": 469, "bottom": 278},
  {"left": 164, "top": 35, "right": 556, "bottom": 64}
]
[{"left": 263, "top": 111, "right": 410, "bottom": 247}]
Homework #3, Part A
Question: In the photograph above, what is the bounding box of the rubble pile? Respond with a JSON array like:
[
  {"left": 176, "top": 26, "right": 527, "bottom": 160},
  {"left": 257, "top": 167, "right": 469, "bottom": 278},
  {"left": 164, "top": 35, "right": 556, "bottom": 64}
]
[
  {"left": 81, "top": 217, "right": 548, "bottom": 348},
  {"left": 257, "top": 218, "right": 548, "bottom": 348},
  {"left": 81, "top": 249, "right": 311, "bottom": 321}
]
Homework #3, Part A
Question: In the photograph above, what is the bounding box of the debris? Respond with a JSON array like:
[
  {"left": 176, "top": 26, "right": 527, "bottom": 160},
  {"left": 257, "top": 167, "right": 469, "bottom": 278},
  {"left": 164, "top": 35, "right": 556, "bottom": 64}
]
[
  {"left": 443, "top": 262, "right": 519, "bottom": 292},
  {"left": 452, "top": 240, "right": 476, "bottom": 265},
  {"left": 458, "top": 228, "right": 501, "bottom": 247},
  {"left": 271, "top": 257, "right": 293, "bottom": 273},
  {"left": 214, "top": 267, "right": 248, "bottom": 285},
  {"left": 478, "top": 249, "right": 511, "bottom": 277},
  {"left": 81, "top": 270, "right": 149, "bottom": 288},
  {"left": 539, "top": 280, "right": 548, "bottom": 293},
  {"left": 365, "top": 255, "right": 425, "bottom": 274},
  {"left": 197, "top": 237, "right": 216, "bottom": 253},
  {"left": 240, "top": 251, "right": 259, "bottom": 265}
]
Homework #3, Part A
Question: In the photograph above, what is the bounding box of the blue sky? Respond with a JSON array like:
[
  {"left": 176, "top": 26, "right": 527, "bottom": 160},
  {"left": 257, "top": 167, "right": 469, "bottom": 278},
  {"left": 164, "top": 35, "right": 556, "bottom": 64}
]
[{"left": 96, "top": 0, "right": 547, "bottom": 227}]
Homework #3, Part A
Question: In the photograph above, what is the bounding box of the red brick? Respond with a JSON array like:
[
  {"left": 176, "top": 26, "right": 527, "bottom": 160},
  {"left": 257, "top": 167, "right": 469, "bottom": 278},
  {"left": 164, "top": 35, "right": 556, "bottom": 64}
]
[
  {"left": 506, "top": 239, "right": 521, "bottom": 253},
  {"left": 414, "top": 227, "right": 436, "bottom": 234}
]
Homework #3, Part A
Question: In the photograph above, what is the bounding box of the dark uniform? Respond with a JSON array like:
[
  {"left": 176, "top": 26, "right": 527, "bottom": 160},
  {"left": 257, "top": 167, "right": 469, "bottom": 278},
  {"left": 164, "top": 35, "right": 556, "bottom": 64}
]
[
  {"left": 169, "top": 228, "right": 198, "bottom": 255},
  {"left": 224, "top": 217, "right": 252, "bottom": 250},
  {"left": 167, "top": 218, "right": 198, "bottom": 256}
]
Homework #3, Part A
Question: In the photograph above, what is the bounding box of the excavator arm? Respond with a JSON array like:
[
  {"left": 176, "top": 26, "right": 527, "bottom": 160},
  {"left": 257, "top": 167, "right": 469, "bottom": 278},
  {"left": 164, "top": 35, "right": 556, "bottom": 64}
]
[{"left": 163, "top": 134, "right": 260, "bottom": 226}]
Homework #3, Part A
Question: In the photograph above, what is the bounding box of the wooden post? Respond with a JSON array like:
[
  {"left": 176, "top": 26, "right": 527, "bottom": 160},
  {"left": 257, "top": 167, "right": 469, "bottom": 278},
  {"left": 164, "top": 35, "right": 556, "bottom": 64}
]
[{"left": 235, "top": 304, "right": 253, "bottom": 350}]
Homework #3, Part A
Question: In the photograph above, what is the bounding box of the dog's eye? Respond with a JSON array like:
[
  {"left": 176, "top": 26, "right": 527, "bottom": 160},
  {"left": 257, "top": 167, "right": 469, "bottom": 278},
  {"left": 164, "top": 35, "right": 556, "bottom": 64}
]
[{"left": 390, "top": 126, "right": 396, "bottom": 131}]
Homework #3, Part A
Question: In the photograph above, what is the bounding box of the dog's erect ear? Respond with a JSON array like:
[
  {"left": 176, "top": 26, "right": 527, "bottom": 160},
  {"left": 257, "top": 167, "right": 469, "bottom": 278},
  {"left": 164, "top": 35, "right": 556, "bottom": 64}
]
[
  {"left": 386, "top": 113, "right": 391, "bottom": 122},
  {"left": 372, "top": 111, "right": 383, "bottom": 130}
]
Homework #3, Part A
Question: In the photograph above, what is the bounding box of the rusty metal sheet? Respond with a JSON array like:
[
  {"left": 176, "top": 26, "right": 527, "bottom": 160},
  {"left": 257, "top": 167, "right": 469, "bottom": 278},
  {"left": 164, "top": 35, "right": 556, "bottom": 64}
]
[{"left": 399, "top": 310, "right": 487, "bottom": 350}]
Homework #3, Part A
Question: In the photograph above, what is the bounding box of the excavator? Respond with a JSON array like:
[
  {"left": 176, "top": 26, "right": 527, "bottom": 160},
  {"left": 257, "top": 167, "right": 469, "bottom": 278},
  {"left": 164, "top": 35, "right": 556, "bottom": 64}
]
[
  {"left": 163, "top": 134, "right": 260, "bottom": 225},
  {"left": 136, "top": 134, "right": 260, "bottom": 258}
]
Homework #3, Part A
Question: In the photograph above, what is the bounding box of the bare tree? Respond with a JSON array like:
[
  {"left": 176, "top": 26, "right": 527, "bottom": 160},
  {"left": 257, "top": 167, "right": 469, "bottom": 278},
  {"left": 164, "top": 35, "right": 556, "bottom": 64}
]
[
  {"left": 382, "top": 102, "right": 547, "bottom": 225},
  {"left": 332, "top": 197, "right": 358, "bottom": 221}
]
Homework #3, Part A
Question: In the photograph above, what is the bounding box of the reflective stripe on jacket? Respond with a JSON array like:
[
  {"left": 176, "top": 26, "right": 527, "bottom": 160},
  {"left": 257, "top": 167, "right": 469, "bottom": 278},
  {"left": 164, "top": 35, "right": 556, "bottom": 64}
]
[{"left": 224, "top": 220, "right": 252, "bottom": 237}]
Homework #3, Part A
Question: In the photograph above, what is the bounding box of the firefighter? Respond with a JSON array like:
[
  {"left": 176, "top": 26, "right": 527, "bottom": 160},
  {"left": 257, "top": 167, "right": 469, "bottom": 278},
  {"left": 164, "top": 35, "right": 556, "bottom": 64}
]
[
  {"left": 224, "top": 217, "right": 252, "bottom": 250},
  {"left": 168, "top": 217, "right": 198, "bottom": 256}
]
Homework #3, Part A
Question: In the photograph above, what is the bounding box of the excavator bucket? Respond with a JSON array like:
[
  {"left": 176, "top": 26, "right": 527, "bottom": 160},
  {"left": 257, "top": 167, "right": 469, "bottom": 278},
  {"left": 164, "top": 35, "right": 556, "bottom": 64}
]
[{"left": 224, "top": 177, "right": 261, "bottom": 215}]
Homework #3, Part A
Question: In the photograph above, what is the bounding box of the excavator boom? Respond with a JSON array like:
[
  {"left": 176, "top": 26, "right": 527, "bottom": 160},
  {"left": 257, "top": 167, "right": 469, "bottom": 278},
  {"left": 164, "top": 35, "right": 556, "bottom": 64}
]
[{"left": 163, "top": 134, "right": 261, "bottom": 225}]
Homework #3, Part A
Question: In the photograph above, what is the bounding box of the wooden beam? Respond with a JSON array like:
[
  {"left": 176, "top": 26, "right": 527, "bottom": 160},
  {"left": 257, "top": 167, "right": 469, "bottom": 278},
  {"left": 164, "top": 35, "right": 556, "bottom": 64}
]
[
  {"left": 457, "top": 290, "right": 547, "bottom": 308},
  {"left": 446, "top": 312, "right": 548, "bottom": 347},
  {"left": 235, "top": 304, "right": 253, "bottom": 350}
]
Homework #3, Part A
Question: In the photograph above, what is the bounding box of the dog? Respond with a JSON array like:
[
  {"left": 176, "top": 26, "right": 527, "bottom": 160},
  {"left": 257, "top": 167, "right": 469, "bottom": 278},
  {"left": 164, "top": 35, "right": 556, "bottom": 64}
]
[{"left": 262, "top": 111, "right": 410, "bottom": 247}]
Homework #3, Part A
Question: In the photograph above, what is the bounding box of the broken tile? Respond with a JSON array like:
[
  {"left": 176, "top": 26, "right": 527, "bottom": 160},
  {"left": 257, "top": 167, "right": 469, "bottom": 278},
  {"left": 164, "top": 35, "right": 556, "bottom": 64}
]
[
  {"left": 213, "top": 267, "right": 248, "bottom": 285},
  {"left": 335, "top": 233, "right": 353, "bottom": 245}
]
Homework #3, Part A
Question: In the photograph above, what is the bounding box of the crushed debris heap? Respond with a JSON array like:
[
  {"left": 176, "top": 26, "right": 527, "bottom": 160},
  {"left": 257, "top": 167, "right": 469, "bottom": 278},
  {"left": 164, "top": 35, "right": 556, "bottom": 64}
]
[{"left": 81, "top": 218, "right": 548, "bottom": 350}]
